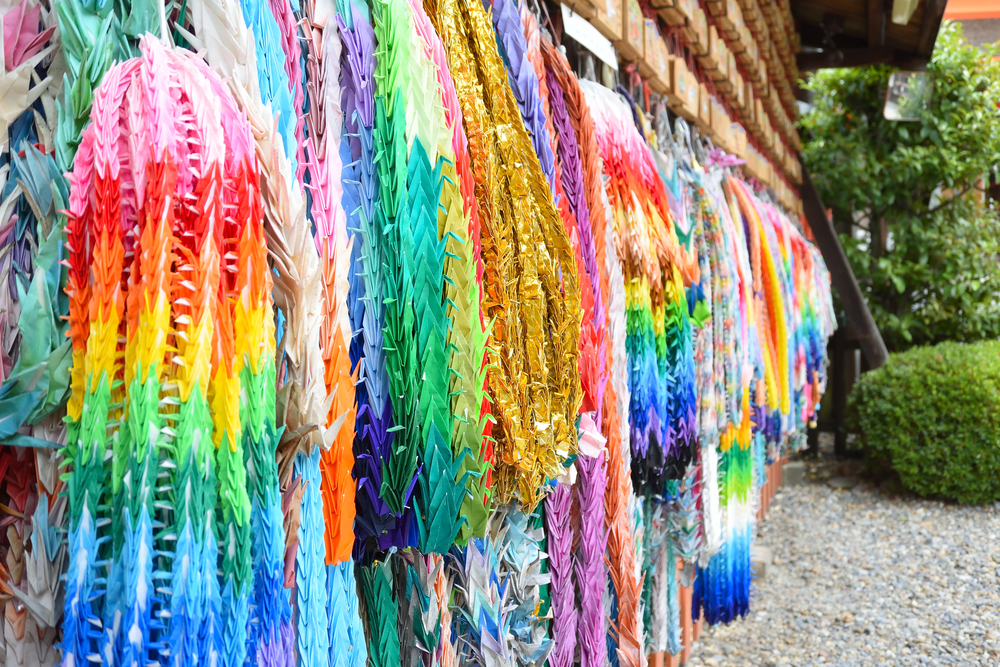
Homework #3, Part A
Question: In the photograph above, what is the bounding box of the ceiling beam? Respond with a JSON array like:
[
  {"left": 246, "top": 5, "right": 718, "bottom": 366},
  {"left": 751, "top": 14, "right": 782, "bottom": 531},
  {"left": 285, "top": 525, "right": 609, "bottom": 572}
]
[
  {"left": 797, "top": 46, "right": 895, "bottom": 71},
  {"left": 868, "top": 0, "right": 885, "bottom": 48},
  {"left": 917, "top": 0, "right": 948, "bottom": 56}
]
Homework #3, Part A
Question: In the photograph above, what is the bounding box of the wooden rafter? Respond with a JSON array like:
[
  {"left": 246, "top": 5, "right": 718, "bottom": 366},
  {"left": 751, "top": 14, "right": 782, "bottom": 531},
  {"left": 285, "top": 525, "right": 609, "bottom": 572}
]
[
  {"left": 798, "top": 154, "right": 889, "bottom": 369},
  {"left": 868, "top": 0, "right": 885, "bottom": 48}
]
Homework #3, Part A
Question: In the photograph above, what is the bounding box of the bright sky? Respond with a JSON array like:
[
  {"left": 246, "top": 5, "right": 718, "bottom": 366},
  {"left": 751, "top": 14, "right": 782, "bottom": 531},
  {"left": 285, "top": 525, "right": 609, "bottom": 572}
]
[{"left": 943, "top": 0, "right": 1000, "bottom": 20}]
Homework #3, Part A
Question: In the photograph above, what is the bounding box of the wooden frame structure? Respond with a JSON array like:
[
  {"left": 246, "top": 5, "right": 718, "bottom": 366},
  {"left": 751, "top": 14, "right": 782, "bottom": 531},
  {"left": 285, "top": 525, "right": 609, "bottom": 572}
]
[
  {"left": 790, "top": 0, "right": 948, "bottom": 370},
  {"left": 794, "top": 0, "right": 949, "bottom": 72},
  {"left": 799, "top": 155, "right": 889, "bottom": 369}
]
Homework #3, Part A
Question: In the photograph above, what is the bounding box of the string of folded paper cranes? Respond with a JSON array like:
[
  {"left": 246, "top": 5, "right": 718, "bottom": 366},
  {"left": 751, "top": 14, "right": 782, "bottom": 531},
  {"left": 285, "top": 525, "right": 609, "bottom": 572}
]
[{"left": 0, "top": 0, "right": 834, "bottom": 663}]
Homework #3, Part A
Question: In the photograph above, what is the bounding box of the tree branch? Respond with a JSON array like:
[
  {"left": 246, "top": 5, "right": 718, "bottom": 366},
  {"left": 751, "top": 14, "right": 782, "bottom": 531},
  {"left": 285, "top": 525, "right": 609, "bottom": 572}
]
[{"left": 926, "top": 184, "right": 974, "bottom": 215}]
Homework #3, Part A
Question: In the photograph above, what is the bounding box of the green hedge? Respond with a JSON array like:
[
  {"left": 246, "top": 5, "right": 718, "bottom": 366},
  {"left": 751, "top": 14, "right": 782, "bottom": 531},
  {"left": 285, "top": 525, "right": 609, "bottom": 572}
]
[{"left": 849, "top": 340, "right": 1000, "bottom": 504}]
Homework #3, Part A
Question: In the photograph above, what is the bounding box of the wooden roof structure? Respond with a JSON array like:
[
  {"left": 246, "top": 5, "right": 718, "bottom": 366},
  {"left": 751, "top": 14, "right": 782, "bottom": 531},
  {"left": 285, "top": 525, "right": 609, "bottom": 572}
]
[
  {"left": 790, "top": 1, "right": 949, "bottom": 367},
  {"left": 794, "top": 0, "right": 949, "bottom": 71}
]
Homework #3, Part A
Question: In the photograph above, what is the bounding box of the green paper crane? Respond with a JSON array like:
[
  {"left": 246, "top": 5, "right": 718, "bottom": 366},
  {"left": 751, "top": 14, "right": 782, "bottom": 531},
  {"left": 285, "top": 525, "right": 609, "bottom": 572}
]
[
  {"left": 408, "top": 140, "right": 466, "bottom": 553},
  {"left": 372, "top": 0, "right": 419, "bottom": 518},
  {"left": 362, "top": 560, "right": 401, "bottom": 667}
]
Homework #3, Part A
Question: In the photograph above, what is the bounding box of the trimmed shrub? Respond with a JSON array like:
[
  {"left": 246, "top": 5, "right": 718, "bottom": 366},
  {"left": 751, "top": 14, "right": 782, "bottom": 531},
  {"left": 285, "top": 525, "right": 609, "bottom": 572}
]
[{"left": 849, "top": 340, "right": 1000, "bottom": 504}]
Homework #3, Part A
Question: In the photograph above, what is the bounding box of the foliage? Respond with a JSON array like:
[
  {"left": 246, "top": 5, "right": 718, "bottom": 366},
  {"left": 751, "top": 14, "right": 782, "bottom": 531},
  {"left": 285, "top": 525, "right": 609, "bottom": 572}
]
[
  {"left": 801, "top": 22, "right": 1000, "bottom": 350},
  {"left": 849, "top": 340, "right": 1000, "bottom": 505}
]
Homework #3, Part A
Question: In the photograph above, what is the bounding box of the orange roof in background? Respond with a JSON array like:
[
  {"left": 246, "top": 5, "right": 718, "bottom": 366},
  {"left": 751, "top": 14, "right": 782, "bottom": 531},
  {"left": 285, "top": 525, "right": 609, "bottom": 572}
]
[{"left": 944, "top": 0, "right": 1000, "bottom": 20}]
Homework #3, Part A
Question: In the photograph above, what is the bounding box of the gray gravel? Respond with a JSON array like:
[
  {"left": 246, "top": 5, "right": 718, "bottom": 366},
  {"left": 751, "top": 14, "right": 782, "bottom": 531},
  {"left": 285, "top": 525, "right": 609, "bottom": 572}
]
[{"left": 686, "top": 481, "right": 1000, "bottom": 667}]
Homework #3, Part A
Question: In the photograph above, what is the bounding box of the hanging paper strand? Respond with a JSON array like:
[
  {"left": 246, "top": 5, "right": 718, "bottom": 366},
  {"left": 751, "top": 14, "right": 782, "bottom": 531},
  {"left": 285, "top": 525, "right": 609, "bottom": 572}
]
[
  {"left": 395, "top": 554, "right": 419, "bottom": 662},
  {"left": 291, "top": 3, "right": 356, "bottom": 662},
  {"left": 759, "top": 210, "right": 791, "bottom": 419},
  {"left": 336, "top": 0, "right": 406, "bottom": 552},
  {"left": 114, "top": 41, "right": 179, "bottom": 667},
  {"left": 404, "top": 0, "right": 467, "bottom": 553},
  {"left": 519, "top": 5, "right": 562, "bottom": 194},
  {"left": 162, "top": 46, "right": 259, "bottom": 667},
  {"left": 576, "top": 432, "right": 609, "bottom": 667},
  {"left": 242, "top": 153, "right": 294, "bottom": 666},
  {"left": 0, "top": 9, "right": 68, "bottom": 662},
  {"left": 413, "top": 0, "right": 492, "bottom": 543},
  {"left": 399, "top": 551, "right": 443, "bottom": 661},
  {"left": 430, "top": 554, "right": 457, "bottom": 667},
  {"left": 237, "top": 33, "right": 328, "bottom": 667},
  {"left": 647, "top": 502, "right": 665, "bottom": 655},
  {"left": 541, "top": 56, "right": 638, "bottom": 663},
  {"left": 196, "top": 54, "right": 259, "bottom": 667},
  {"left": 606, "top": 103, "right": 661, "bottom": 488},
  {"left": 546, "top": 70, "right": 606, "bottom": 391},
  {"left": 493, "top": 503, "right": 551, "bottom": 664},
  {"left": 294, "top": 4, "right": 369, "bottom": 665},
  {"left": 518, "top": 43, "right": 600, "bottom": 579},
  {"left": 293, "top": 449, "right": 328, "bottom": 667},
  {"left": 689, "top": 192, "right": 721, "bottom": 561},
  {"left": 491, "top": 0, "right": 556, "bottom": 196},
  {"left": 213, "top": 0, "right": 325, "bottom": 660},
  {"left": 632, "top": 497, "right": 647, "bottom": 660},
  {"left": 581, "top": 78, "right": 661, "bottom": 667},
  {"left": 163, "top": 48, "right": 226, "bottom": 667},
  {"left": 666, "top": 539, "right": 681, "bottom": 655},
  {"left": 622, "top": 91, "right": 693, "bottom": 487},
  {"left": 267, "top": 0, "right": 308, "bottom": 185},
  {"left": 362, "top": 560, "right": 401, "bottom": 667},
  {"left": 663, "top": 263, "right": 697, "bottom": 480},
  {"left": 671, "top": 462, "right": 702, "bottom": 562},
  {"left": 449, "top": 535, "right": 507, "bottom": 664},
  {"left": 304, "top": 8, "right": 357, "bottom": 569},
  {"left": 373, "top": 0, "right": 420, "bottom": 524},
  {"left": 241, "top": 0, "right": 297, "bottom": 169},
  {"left": 640, "top": 501, "right": 654, "bottom": 654},
  {"left": 325, "top": 560, "right": 367, "bottom": 667},
  {"left": 543, "top": 479, "right": 576, "bottom": 667},
  {"left": 62, "top": 59, "right": 138, "bottom": 667},
  {"left": 647, "top": 504, "right": 681, "bottom": 657},
  {"left": 427, "top": 0, "right": 581, "bottom": 506},
  {"left": 53, "top": 0, "right": 114, "bottom": 174},
  {"left": 182, "top": 0, "right": 298, "bottom": 660},
  {"left": 253, "top": 50, "right": 328, "bottom": 476}
]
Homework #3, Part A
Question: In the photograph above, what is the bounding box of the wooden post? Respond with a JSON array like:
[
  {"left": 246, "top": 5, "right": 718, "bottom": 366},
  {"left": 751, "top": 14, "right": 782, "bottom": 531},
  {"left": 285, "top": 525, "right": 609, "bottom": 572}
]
[
  {"left": 831, "top": 327, "right": 850, "bottom": 456},
  {"left": 681, "top": 578, "right": 694, "bottom": 663},
  {"left": 763, "top": 468, "right": 770, "bottom": 514}
]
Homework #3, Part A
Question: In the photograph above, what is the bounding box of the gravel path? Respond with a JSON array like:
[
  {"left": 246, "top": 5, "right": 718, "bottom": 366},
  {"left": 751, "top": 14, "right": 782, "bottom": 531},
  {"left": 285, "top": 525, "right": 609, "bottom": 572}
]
[{"left": 686, "top": 481, "right": 1000, "bottom": 667}]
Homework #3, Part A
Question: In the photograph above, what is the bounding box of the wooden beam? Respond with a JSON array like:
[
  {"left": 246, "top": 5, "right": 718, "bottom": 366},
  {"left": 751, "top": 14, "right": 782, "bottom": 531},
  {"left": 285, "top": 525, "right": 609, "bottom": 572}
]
[
  {"left": 917, "top": 0, "right": 948, "bottom": 55},
  {"left": 798, "top": 155, "right": 889, "bottom": 369},
  {"left": 797, "top": 46, "right": 895, "bottom": 71},
  {"left": 868, "top": 0, "right": 884, "bottom": 48}
]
